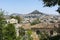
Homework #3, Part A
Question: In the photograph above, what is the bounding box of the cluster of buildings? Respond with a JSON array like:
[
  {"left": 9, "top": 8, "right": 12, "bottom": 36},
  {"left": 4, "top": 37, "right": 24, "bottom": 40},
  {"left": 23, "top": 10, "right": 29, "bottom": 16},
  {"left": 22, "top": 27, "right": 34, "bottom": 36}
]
[
  {"left": 4, "top": 10, "right": 60, "bottom": 37},
  {"left": 22, "top": 10, "right": 60, "bottom": 24}
]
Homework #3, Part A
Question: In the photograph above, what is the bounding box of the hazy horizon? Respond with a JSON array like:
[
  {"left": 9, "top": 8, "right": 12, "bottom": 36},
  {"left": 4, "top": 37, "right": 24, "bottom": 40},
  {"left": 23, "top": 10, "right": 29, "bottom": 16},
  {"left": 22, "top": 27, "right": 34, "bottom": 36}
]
[{"left": 0, "top": 0, "right": 59, "bottom": 15}]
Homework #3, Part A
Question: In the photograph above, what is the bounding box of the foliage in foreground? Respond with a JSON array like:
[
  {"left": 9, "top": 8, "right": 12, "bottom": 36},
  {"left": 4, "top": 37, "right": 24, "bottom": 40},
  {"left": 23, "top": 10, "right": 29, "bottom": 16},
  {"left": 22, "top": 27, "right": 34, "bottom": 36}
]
[
  {"left": 18, "top": 27, "right": 33, "bottom": 40},
  {"left": 3, "top": 24, "right": 16, "bottom": 40},
  {"left": 42, "top": 0, "right": 60, "bottom": 13},
  {"left": 0, "top": 9, "right": 6, "bottom": 40}
]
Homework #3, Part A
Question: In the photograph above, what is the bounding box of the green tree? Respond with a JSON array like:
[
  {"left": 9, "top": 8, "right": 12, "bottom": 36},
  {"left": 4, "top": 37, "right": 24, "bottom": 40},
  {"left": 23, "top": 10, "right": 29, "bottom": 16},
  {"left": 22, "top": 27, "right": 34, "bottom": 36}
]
[
  {"left": 0, "top": 9, "right": 6, "bottom": 40},
  {"left": 18, "top": 27, "right": 33, "bottom": 40},
  {"left": 15, "top": 16, "right": 23, "bottom": 23},
  {"left": 38, "top": 31, "right": 49, "bottom": 40},
  {"left": 26, "top": 30, "right": 33, "bottom": 40},
  {"left": 17, "top": 27, "right": 25, "bottom": 40},
  {"left": 10, "top": 15, "right": 23, "bottom": 23},
  {"left": 0, "top": 9, "right": 17, "bottom": 40},
  {"left": 19, "top": 27, "right": 25, "bottom": 36},
  {"left": 30, "top": 18, "right": 41, "bottom": 25},
  {"left": 3, "top": 24, "right": 16, "bottom": 40},
  {"left": 42, "top": 0, "right": 60, "bottom": 13}
]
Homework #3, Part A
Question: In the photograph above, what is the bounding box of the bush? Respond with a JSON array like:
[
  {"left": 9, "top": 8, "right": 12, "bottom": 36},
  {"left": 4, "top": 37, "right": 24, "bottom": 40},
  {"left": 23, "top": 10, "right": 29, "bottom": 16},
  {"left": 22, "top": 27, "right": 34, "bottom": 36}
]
[{"left": 30, "top": 19, "right": 41, "bottom": 25}]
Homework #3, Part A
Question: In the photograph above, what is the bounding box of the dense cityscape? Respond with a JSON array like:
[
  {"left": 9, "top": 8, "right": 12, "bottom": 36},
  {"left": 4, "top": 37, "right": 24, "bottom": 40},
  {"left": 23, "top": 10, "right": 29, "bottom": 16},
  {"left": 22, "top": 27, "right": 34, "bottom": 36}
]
[
  {"left": 0, "top": 0, "right": 60, "bottom": 40},
  {"left": 0, "top": 9, "right": 60, "bottom": 40}
]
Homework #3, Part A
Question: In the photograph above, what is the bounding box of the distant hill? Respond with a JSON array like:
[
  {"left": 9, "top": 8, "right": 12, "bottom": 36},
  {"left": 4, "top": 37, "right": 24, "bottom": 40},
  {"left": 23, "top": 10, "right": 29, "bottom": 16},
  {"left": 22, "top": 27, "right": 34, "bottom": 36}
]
[
  {"left": 29, "top": 10, "right": 43, "bottom": 14},
  {"left": 24, "top": 10, "right": 49, "bottom": 18},
  {"left": 4, "top": 10, "right": 60, "bottom": 19}
]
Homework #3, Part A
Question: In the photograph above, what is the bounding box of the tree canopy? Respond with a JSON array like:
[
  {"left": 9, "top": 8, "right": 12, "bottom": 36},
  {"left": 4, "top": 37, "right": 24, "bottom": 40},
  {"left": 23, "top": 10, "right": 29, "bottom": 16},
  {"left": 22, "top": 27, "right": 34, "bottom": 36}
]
[
  {"left": 42, "top": 0, "right": 60, "bottom": 13},
  {"left": 10, "top": 15, "right": 23, "bottom": 23}
]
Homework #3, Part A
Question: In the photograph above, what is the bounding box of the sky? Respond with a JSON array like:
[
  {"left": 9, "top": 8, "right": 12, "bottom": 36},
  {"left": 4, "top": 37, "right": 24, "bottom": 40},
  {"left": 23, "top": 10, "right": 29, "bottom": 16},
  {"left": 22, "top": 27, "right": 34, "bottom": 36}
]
[{"left": 0, "top": 0, "right": 59, "bottom": 15}]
